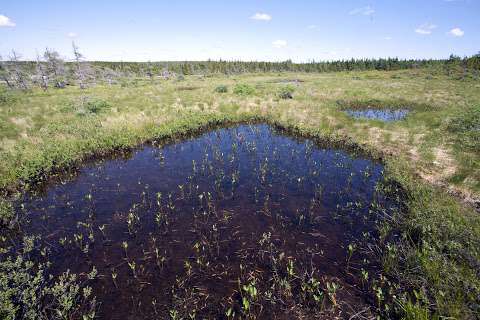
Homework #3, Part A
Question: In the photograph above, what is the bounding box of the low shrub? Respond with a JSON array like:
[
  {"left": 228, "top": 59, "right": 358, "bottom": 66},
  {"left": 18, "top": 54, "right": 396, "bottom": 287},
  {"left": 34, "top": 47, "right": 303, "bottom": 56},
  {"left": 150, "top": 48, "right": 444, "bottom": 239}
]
[
  {"left": 72, "top": 97, "right": 111, "bottom": 116},
  {"left": 0, "top": 89, "right": 18, "bottom": 105},
  {"left": 85, "top": 99, "right": 110, "bottom": 114},
  {"left": 0, "top": 237, "right": 97, "bottom": 319},
  {"left": 233, "top": 84, "right": 255, "bottom": 96},
  {"left": 277, "top": 85, "right": 295, "bottom": 99},
  {"left": 214, "top": 85, "right": 228, "bottom": 93}
]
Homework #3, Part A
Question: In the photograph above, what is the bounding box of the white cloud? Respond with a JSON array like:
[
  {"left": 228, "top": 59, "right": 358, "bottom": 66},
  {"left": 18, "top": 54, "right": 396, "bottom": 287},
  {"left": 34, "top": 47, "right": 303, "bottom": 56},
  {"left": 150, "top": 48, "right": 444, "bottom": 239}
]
[
  {"left": 250, "top": 13, "right": 272, "bottom": 21},
  {"left": 272, "top": 40, "right": 287, "bottom": 48},
  {"left": 447, "top": 27, "right": 464, "bottom": 37},
  {"left": 384, "top": 36, "right": 393, "bottom": 40},
  {"left": 349, "top": 6, "right": 375, "bottom": 16},
  {"left": 307, "top": 25, "right": 317, "bottom": 29},
  {"left": 0, "top": 14, "right": 15, "bottom": 27},
  {"left": 415, "top": 23, "right": 437, "bottom": 35},
  {"left": 67, "top": 32, "right": 77, "bottom": 38}
]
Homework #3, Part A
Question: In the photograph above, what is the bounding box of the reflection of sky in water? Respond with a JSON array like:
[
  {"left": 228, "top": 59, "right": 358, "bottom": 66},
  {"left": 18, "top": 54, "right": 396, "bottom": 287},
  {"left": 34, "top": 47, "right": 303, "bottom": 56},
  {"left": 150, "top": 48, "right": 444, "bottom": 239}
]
[
  {"left": 21, "top": 124, "right": 390, "bottom": 223},
  {"left": 346, "top": 109, "right": 409, "bottom": 122},
  {"left": 16, "top": 124, "right": 401, "bottom": 319}
]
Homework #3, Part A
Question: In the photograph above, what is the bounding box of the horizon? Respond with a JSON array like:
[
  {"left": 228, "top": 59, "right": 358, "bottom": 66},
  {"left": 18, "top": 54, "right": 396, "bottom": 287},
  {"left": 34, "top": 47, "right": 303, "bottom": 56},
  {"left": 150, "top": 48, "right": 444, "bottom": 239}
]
[
  {"left": 2, "top": 55, "right": 477, "bottom": 64},
  {"left": 1, "top": 0, "right": 479, "bottom": 62}
]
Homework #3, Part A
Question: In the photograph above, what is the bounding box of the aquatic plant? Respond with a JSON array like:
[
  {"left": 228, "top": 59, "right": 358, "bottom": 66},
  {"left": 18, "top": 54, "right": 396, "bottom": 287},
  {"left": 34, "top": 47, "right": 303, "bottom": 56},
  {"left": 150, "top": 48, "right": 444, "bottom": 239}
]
[
  {"left": 0, "top": 200, "right": 15, "bottom": 228},
  {"left": 0, "top": 238, "right": 97, "bottom": 319}
]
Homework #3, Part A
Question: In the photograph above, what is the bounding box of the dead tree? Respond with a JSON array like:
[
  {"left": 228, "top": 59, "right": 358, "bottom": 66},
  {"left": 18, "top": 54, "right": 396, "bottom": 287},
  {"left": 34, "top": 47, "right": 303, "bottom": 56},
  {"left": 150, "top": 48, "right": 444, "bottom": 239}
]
[
  {"left": 9, "top": 50, "right": 29, "bottom": 90},
  {"left": 146, "top": 62, "right": 154, "bottom": 82},
  {"left": 102, "top": 67, "right": 119, "bottom": 85},
  {"left": 0, "top": 54, "right": 14, "bottom": 89},
  {"left": 44, "top": 48, "right": 66, "bottom": 88},
  {"left": 72, "top": 42, "right": 91, "bottom": 89},
  {"left": 35, "top": 52, "right": 49, "bottom": 91}
]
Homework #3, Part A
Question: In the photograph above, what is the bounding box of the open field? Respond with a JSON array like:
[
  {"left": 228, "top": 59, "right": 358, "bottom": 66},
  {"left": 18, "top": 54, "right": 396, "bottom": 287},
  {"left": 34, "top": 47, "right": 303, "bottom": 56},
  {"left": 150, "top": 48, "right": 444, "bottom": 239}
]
[{"left": 1, "top": 69, "right": 480, "bottom": 319}]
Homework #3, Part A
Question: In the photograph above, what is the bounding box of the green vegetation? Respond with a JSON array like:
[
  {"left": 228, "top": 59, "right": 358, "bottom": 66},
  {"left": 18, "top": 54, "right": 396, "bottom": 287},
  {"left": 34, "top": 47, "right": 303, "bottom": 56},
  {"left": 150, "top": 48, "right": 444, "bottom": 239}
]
[
  {"left": 0, "top": 66, "right": 479, "bottom": 319},
  {"left": 277, "top": 85, "right": 295, "bottom": 99},
  {"left": 382, "top": 159, "right": 480, "bottom": 318},
  {"left": 0, "top": 88, "right": 18, "bottom": 106},
  {"left": 68, "top": 97, "right": 111, "bottom": 116},
  {"left": 35, "top": 53, "right": 480, "bottom": 75},
  {"left": 0, "top": 199, "right": 13, "bottom": 227},
  {"left": 233, "top": 83, "right": 255, "bottom": 96},
  {"left": 447, "top": 105, "right": 480, "bottom": 151},
  {"left": 0, "top": 237, "right": 97, "bottom": 320},
  {"left": 214, "top": 84, "right": 228, "bottom": 93}
]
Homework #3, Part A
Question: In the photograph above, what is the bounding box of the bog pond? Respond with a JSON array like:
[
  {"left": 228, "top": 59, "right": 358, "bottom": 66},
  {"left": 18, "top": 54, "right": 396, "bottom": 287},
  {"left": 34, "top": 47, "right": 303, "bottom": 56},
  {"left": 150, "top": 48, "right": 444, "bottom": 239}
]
[
  {"left": 14, "top": 123, "right": 402, "bottom": 319},
  {"left": 345, "top": 109, "right": 409, "bottom": 122}
]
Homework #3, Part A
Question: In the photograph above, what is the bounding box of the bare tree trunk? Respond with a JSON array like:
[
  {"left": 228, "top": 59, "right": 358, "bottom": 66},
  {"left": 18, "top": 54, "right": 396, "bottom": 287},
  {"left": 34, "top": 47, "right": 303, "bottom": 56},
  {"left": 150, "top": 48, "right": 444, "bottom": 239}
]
[
  {"left": 102, "top": 68, "right": 118, "bottom": 85},
  {"left": 146, "top": 62, "right": 154, "bottom": 82},
  {"left": 36, "top": 52, "right": 49, "bottom": 91},
  {"left": 72, "top": 42, "right": 92, "bottom": 89}
]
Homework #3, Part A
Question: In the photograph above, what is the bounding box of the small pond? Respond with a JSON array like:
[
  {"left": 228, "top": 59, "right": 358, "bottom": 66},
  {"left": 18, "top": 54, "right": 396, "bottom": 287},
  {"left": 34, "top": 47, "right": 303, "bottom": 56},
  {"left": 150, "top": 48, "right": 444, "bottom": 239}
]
[
  {"left": 346, "top": 109, "right": 409, "bottom": 121},
  {"left": 14, "top": 124, "right": 401, "bottom": 319}
]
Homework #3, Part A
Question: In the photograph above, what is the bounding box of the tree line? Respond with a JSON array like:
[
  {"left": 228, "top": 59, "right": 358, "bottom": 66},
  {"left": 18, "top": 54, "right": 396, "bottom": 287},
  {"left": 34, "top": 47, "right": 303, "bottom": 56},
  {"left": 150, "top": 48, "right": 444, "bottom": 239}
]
[
  {"left": 1, "top": 45, "right": 479, "bottom": 91},
  {"left": 96, "top": 54, "right": 480, "bottom": 75}
]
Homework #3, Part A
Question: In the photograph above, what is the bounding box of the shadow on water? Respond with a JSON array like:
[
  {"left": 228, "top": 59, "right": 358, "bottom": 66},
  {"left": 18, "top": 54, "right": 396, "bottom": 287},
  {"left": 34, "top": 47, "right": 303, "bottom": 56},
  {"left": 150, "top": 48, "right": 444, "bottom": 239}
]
[
  {"left": 16, "top": 124, "right": 402, "bottom": 319},
  {"left": 345, "top": 109, "right": 409, "bottom": 122}
]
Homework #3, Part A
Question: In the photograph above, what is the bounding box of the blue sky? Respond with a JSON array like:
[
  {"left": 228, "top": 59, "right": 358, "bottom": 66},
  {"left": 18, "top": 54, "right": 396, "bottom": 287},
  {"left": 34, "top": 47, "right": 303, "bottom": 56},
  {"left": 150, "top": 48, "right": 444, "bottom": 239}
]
[{"left": 0, "top": 0, "right": 479, "bottom": 62}]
